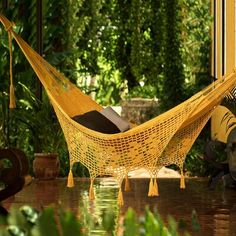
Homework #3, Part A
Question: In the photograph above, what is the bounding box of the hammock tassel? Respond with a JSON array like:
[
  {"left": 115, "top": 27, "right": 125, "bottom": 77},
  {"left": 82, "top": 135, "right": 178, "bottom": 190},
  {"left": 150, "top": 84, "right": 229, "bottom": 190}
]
[
  {"left": 124, "top": 175, "right": 130, "bottom": 192},
  {"left": 148, "top": 178, "right": 154, "bottom": 196},
  {"left": 180, "top": 172, "right": 185, "bottom": 189},
  {"left": 8, "top": 31, "right": 16, "bottom": 109},
  {"left": 152, "top": 178, "right": 159, "bottom": 196},
  {"left": 89, "top": 179, "right": 95, "bottom": 200},
  {"left": 9, "top": 84, "right": 16, "bottom": 109},
  {"left": 118, "top": 187, "right": 124, "bottom": 206},
  {"left": 67, "top": 169, "right": 74, "bottom": 188}
]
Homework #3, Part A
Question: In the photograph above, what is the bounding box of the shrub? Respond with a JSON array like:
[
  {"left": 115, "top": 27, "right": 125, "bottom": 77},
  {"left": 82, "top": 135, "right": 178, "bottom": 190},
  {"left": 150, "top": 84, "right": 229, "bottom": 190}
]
[{"left": 0, "top": 205, "right": 194, "bottom": 236}]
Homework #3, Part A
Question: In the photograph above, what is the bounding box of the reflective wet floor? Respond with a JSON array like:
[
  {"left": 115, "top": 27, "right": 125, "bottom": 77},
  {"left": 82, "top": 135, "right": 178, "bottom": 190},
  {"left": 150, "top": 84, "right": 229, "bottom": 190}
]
[{"left": 2, "top": 178, "right": 236, "bottom": 236}]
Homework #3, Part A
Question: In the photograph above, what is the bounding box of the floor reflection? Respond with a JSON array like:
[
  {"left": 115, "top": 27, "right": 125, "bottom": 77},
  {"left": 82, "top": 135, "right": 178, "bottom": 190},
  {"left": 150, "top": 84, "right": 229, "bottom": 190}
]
[{"left": 2, "top": 177, "right": 236, "bottom": 235}]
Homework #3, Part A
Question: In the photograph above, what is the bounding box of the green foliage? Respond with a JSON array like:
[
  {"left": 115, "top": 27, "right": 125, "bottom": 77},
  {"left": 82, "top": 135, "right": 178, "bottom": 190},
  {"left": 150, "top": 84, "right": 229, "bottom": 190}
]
[
  {"left": 0, "top": 1, "right": 36, "bottom": 149},
  {"left": 17, "top": 90, "right": 70, "bottom": 175},
  {"left": 123, "top": 207, "right": 193, "bottom": 236},
  {"left": 123, "top": 208, "right": 139, "bottom": 235},
  {"left": 101, "top": 210, "right": 117, "bottom": 235},
  {"left": 0, "top": 206, "right": 82, "bottom": 236},
  {"left": 0, "top": 206, "right": 194, "bottom": 236},
  {"left": 128, "top": 84, "right": 158, "bottom": 100},
  {"left": 185, "top": 136, "right": 214, "bottom": 177},
  {"left": 72, "top": 0, "right": 211, "bottom": 109},
  {"left": 191, "top": 209, "right": 200, "bottom": 233},
  {"left": 73, "top": 0, "right": 165, "bottom": 102},
  {"left": 182, "top": 0, "right": 212, "bottom": 95},
  {"left": 161, "top": 0, "right": 185, "bottom": 110},
  {"left": 95, "top": 68, "right": 124, "bottom": 105},
  {"left": 0, "top": 1, "right": 88, "bottom": 177},
  {"left": 58, "top": 208, "right": 83, "bottom": 236},
  {"left": 141, "top": 208, "right": 165, "bottom": 235},
  {"left": 32, "top": 208, "right": 59, "bottom": 236}
]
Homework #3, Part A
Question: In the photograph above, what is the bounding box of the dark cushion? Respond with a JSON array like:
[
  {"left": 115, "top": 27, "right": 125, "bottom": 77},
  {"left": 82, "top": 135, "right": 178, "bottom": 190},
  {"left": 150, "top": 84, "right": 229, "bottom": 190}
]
[{"left": 72, "top": 110, "right": 120, "bottom": 134}]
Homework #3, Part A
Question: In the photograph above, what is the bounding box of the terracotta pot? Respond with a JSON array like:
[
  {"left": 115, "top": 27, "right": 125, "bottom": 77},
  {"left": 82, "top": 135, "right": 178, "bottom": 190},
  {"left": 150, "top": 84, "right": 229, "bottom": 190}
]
[{"left": 33, "top": 153, "right": 60, "bottom": 180}]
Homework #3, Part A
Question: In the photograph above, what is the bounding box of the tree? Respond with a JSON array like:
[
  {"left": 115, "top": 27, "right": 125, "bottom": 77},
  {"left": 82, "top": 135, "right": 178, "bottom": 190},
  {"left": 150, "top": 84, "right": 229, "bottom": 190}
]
[{"left": 161, "top": 0, "right": 185, "bottom": 110}]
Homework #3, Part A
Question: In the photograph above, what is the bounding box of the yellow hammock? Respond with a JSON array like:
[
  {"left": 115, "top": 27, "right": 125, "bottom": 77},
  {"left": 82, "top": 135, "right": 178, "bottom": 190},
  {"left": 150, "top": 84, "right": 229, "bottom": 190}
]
[{"left": 1, "top": 14, "right": 236, "bottom": 206}]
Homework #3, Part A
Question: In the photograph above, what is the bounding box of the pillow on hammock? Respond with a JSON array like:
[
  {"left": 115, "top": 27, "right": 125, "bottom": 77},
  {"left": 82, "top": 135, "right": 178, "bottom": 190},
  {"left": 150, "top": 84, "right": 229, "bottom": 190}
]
[
  {"left": 100, "top": 106, "right": 130, "bottom": 132},
  {"left": 72, "top": 110, "right": 120, "bottom": 134}
]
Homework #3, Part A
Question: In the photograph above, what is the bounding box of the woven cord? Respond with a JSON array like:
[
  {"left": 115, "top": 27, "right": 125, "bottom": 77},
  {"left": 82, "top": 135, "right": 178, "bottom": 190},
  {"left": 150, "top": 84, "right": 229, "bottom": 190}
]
[
  {"left": 124, "top": 175, "right": 130, "bottom": 192},
  {"left": 8, "top": 31, "right": 16, "bottom": 109},
  {"left": 67, "top": 169, "right": 74, "bottom": 187}
]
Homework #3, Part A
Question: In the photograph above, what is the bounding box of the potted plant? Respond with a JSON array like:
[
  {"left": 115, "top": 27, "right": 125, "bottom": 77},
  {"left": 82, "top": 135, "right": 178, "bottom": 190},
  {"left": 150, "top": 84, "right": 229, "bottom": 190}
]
[{"left": 16, "top": 83, "right": 66, "bottom": 180}]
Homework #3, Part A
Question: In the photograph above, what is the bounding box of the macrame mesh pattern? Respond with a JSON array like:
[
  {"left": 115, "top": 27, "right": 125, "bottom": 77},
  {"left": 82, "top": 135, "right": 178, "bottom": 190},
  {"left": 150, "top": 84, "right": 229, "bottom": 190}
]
[
  {"left": 159, "top": 109, "right": 213, "bottom": 170},
  {"left": 1, "top": 14, "right": 236, "bottom": 205},
  {"left": 52, "top": 95, "right": 200, "bottom": 184}
]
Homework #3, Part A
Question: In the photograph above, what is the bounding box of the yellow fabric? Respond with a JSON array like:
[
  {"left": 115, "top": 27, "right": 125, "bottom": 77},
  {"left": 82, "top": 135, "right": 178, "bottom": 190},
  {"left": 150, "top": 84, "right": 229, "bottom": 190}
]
[
  {"left": 148, "top": 178, "right": 159, "bottom": 197},
  {"left": 153, "top": 179, "right": 159, "bottom": 196},
  {"left": 8, "top": 30, "right": 15, "bottom": 108},
  {"left": 1, "top": 15, "right": 236, "bottom": 205},
  {"left": 89, "top": 179, "right": 95, "bottom": 200},
  {"left": 148, "top": 178, "right": 154, "bottom": 197},
  {"left": 124, "top": 175, "right": 130, "bottom": 192},
  {"left": 180, "top": 172, "right": 185, "bottom": 189},
  {"left": 67, "top": 169, "right": 74, "bottom": 188},
  {"left": 9, "top": 84, "right": 16, "bottom": 109},
  {"left": 211, "top": 105, "right": 236, "bottom": 143},
  {"left": 117, "top": 188, "right": 124, "bottom": 206}
]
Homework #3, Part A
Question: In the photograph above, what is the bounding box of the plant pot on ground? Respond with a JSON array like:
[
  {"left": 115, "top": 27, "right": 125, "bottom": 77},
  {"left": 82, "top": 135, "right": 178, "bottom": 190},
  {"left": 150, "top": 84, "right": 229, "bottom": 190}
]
[
  {"left": 16, "top": 86, "right": 67, "bottom": 180},
  {"left": 30, "top": 100, "right": 65, "bottom": 180},
  {"left": 30, "top": 102, "right": 63, "bottom": 180},
  {"left": 33, "top": 153, "right": 60, "bottom": 180}
]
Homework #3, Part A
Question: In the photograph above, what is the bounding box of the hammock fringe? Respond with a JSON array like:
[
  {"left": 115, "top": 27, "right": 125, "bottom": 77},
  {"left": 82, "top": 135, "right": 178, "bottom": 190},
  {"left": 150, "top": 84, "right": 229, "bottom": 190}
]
[
  {"left": 118, "top": 188, "right": 124, "bottom": 206},
  {"left": 152, "top": 179, "right": 159, "bottom": 196},
  {"left": 9, "top": 84, "right": 16, "bottom": 109},
  {"left": 124, "top": 175, "right": 130, "bottom": 192},
  {"left": 67, "top": 170, "right": 74, "bottom": 188},
  {"left": 89, "top": 180, "right": 95, "bottom": 200},
  {"left": 180, "top": 172, "right": 185, "bottom": 189},
  {"left": 148, "top": 178, "right": 153, "bottom": 196},
  {"left": 8, "top": 31, "right": 16, "bottom": 109}
]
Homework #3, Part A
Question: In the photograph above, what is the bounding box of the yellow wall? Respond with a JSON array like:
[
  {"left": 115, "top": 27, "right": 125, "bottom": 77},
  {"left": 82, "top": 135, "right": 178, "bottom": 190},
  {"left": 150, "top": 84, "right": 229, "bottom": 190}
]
[{"left": 211, "top": 0, "right": 236, "bottom": 142}]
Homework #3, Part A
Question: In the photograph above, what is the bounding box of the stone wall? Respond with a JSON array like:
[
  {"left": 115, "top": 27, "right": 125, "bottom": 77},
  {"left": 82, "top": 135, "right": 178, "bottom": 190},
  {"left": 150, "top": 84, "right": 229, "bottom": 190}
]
[{"left": 121, "top": 98, "right": 159, "bottom": 125}]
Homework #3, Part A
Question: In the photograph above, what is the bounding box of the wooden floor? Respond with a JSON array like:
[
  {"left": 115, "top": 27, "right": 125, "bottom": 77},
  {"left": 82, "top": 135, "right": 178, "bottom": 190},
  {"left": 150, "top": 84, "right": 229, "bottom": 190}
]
[{"left": 2, "top": 177, "right": 236, "bottom": 235}]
